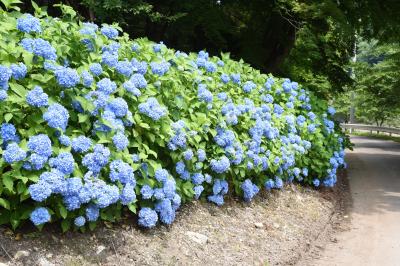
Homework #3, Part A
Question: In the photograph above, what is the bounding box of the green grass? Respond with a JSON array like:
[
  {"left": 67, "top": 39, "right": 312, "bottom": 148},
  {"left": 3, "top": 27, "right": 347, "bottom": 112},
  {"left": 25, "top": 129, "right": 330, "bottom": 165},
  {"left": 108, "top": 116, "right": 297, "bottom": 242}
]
[{"left": 351, "top": 131, "right": 400, "bottom": 143}]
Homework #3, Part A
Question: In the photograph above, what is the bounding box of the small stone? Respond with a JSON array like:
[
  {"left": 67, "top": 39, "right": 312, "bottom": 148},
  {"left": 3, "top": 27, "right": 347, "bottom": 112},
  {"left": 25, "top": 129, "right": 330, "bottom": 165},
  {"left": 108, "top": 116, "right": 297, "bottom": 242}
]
[
  {"left": 273, "top": 223, "right": 280, "bottom": 229},
  {"left": 14, "top": 250, "right": 30, "bottom": 260},
  {"left": 38, "top": 257, "right": 55, "bottom": 266},
  {"left": 0, "top": 262, "right": 9, "bottom": 266},
  {"left": 46, "top": 253, "right": 53, "bottom": 258},
  {"left": 254, "top": 222, "right": 264, "bottom": 228},
  {"left": 51, "top": 235, "right": 58, "bottom": 242},
  {"left": 96, "top": 245, "right": 106, "bottom": 255},
  {"left": 185, "top": 231, "right": 208, "bottom": 245}
]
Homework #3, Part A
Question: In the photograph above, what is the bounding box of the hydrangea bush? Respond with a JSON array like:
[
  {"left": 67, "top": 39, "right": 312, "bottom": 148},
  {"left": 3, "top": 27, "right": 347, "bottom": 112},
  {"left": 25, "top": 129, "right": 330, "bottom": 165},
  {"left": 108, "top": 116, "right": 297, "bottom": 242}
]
[{"left": 0, "top": 4, "right": 347, "bottom": 230}]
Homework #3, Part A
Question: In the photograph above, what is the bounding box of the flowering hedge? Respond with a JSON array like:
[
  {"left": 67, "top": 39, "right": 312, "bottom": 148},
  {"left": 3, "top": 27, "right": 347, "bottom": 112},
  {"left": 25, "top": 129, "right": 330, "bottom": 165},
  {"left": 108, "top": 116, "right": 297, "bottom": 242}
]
[{"left": 0, "top": 4, "right": 347, "bottom": 230}]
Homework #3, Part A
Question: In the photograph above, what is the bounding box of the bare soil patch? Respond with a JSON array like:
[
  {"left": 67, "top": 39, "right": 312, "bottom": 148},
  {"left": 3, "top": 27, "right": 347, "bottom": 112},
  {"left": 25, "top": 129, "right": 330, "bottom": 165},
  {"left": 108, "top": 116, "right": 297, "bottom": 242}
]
[{"left": 0, "top": 172, "right": 350, "bottom": 266}]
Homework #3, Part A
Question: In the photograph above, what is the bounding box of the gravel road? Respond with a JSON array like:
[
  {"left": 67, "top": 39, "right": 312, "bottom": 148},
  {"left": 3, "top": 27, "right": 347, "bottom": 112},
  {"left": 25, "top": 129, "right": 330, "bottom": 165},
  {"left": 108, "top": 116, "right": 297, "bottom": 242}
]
[{"left": 311, "top": 136, "right": 400, "bottom": 266}]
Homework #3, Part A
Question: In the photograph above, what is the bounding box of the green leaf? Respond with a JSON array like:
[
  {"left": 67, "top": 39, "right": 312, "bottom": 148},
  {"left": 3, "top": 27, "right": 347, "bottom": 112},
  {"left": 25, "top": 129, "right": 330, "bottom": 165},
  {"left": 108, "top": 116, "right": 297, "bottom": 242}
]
[
  {"left": 0, "top": 198, "right": 10, "bottom": 210},
  {"left": 127, "top": 203, "right": 136, "bottom": 214},
  {"left": 61, "top": 219, "right": 71, "bottom": 233},
  {"left": 2, "top": 174, "right": 14, "bottom": 192},
  {"left": 59, "top": 204, "right": 68, "bottom": 219},
  {"left": 4, "top": 113, "right": 13, "bottom": 122}
]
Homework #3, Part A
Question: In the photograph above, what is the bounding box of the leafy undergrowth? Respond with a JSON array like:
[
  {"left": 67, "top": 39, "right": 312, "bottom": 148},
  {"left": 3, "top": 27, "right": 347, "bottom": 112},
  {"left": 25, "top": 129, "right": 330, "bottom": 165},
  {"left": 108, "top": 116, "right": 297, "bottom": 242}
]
[{"left": 0, "top": 2, "right": 347, "bottom": 231}]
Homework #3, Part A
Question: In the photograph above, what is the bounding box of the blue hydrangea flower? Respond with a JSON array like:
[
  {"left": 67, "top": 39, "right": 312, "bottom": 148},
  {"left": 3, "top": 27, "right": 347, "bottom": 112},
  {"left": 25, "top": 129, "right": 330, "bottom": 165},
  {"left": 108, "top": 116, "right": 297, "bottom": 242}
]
[
  {"left": 71, "top": 136, "right": 92, "bottom": 153},
  {"left": 74, "top": 216, "right": 86, "bottom": 227},
  {"left": 212, "top": 179, "right": 229, "bottom": 195},
  {"left": 94, "top": 183, "right": 120, "bottom": 209},
  {"left": 275, "top": 177, "right": 284, "bottom": 189},
  {"left": 308, "top": 124, "right": 316, "bottom": 133},
  {"left": 147, "top": 187, "right": 161, "bottom": 200},
  {"left": 264, "top": 179, "right": 275, "bottom": 190},
  {"left": 205, "top": 174, "right": 212, "bottom": 184},
  {"left": 80, "top": 22, "right": 98, "bottom": 36},
  {"left": 198, "top": 84, "right": 213, "bottom": 103},
  {"left": 162, "top": 178, "right": 177, "bottom": 199},
  {"left": 313, "top": 179, "right": 320, "bottom": 187},
  {"left": 116, "top": 60, "right": 133, "bottom": 77},
  {"left": 0, "top": 90, "right": 7, "bottom": 101},
  {"left": 1, "top": 123, "right": 19, "bottom": 143},
  {"left": 138, "top": 97, "right": 167, "bottom": 121},
  {"left": 106, "top": 98, "right": 128, "bottom": 117},
  {"left": 82, "top": 144, "right": 110, "bottom": 173},
  {"left": 112, "top": 131, "right": 129, "bottom": 151},
  {"left": 86, "top": 204, "right": 100, "bottom": 221},
  {"left": 183, "top": 149, "right": 193, "bottom": 161},
  {"left": 89, "top": 63, "right": 103, "bottom": 76},
  {"left": 101, "top": 26, "right": 118, "bottom": 39},
  {"left": 140, "top": 185, "right": 154, "bottom": 199},
  {"left": 26, "top": 86, "right": 48, "bottom": 107},
  {"left": 26, "top": 153, "right": 49, "bottom": 170},
  {"left": 175, "top": 161, "right": 185, "bottom": 175},
  {"left": 29, "top": 182, "right": 52, "bottom": 202},
  {"left": 205, "top": 61, "right": 217, "bottom": 73},
  {"left": 120, "top": 183, "right": 136, "bottom": 205},
  {"left": 220, "top": 74, "right": 230, "bottom": 84},
  {"left": 131, "top": 58, "right": 148, "bottom": 74},
  {"left": 210, "top": 156, "right": 230, "bottom": 173},
  {"left": 27, "top": 134, "right": 52, "bottom": 157},
  {"left": 10, "top": 63, "right": 27, "bottom": 80},
  {"left": 191, "top": 173, "right": 204, "bottom": 185},
  {"left": 20, "top": 38, "right": 57, "bottom": 60},
  {"left": 153, "top": 42, "right": 163, "bottom": 53},
  {"left": 241, "top": 179, "right": 260, "bottom": 202},
  {"left": 49, "top": 152, "right": 75, "bottom": 175},
  {"left": 155, "top": 168, "right": 169, "bottom": 183},
  {"left": 150, "top": 61, "right": 170, "bottom": 76},
  {"left": 132, "top": 43, "right": 140, "bottom": 52},
  {"left": 109, "top": 160, "right": 135, "bottom": 185},
  {"left": 327, "top": 106, "right": 336, "bottom": 115},
  {"left": 155, "top": 199, "right": 175, "bottom": 224},
  {"left": 138, "top": 207, "right": 158, "bottom": 228},
  {"left": 123, "top": 80, "right": 141, "bottom": 96},
  {"left": 0, "top": 65, "right": 12, "bottom": 86},
  {"left": 81, "top": 70, "right": 93, "bottom": 87},
  {"left": 243, "top": 81, "right": 256, "bottom": 93},
  {"left": 132, "top": 154, "right": 140, "bottom": 163},
  {"left": 58, "top": 135, "right": 71, "bottom": 146},
  {"left": 193, "top": 185, "right": 204, "bottom": 199},
  {"left": 129, "top": 73, "right": 147, "bottom": 88},
  {"left": 30, "top": 207, "right": 50, "bottom": 226},
  {"left": 55, "top": 67, "right": 80, "bottom": 88},
  {"left": 231, "top": 73, "right": 240, "bottom": 84},
  {"left": 101, "top": 52, "right": 118, "bottom": 67},
  {"left": 43, "top": 103, "right": 69, "bottom": 131},
  {"left": 197, "top": 149, "right": 206, "bottom": 162},
  {"left": 63, "top": 194, "right": 81, "bottom": 210},
  {"left": 17, "top": 14, "right": 41, "bottom": 33},
  {"left": 97, "top": 78, "right": 117, "bottom": 95},
  {"left": 208, "top": 194, "right": 224, "bottom": 206}
]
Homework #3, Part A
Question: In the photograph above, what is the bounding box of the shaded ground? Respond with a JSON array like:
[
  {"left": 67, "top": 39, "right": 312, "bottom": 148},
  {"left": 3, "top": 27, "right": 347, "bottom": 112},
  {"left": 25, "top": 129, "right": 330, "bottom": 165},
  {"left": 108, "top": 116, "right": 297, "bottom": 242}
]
[
  {"left": 0, "top": 174, "right": 349, "bottom": 266},
  {"left": 305, "top": 136, "right": 400, "bottom": 266}
]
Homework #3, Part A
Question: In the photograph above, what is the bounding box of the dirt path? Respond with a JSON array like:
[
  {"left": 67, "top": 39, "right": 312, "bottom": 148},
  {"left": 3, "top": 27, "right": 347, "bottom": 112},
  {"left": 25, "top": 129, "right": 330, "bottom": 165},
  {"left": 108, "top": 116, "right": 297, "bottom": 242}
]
[{"left": 309, "top": 136, "right": 400, "bottom": 266}]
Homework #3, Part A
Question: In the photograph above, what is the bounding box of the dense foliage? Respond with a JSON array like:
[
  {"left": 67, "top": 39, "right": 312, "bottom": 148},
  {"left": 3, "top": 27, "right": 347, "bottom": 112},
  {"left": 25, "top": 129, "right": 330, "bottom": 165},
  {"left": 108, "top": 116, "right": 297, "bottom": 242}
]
[
  {"left": 15, "top": 0, "right": 400, "bottom": 99},
  {"left": 0, "top": 4, "right": 346, "bottom": 231}
]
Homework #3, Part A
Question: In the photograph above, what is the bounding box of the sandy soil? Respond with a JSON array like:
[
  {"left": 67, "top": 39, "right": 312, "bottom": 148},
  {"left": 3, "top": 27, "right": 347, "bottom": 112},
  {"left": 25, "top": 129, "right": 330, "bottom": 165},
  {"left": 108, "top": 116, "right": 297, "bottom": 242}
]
[
  {"left": 303, "top": 136, "right": 400, "bottom": 266},
  {"left": 0, "top": 174, "right": 349, "bottom": 266}
]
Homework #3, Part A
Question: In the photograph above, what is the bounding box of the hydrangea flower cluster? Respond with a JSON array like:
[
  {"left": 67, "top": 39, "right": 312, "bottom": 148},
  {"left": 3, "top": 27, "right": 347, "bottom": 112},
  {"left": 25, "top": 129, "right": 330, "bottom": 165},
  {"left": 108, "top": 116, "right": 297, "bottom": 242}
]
[
  {"left": 138, "top": 97, "right": 167, "bottom": 121},
  {"left": 0, "top": 9, "right": 347, "bottom": 230}
]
